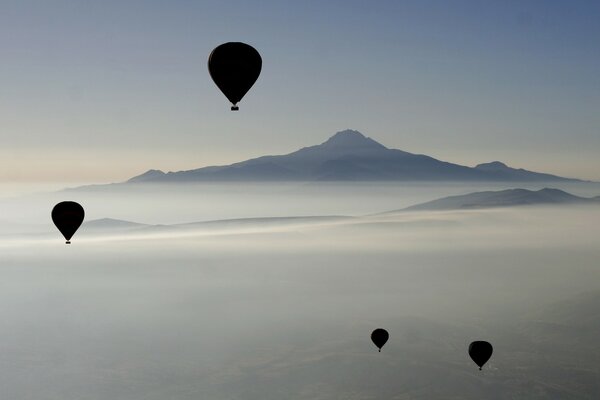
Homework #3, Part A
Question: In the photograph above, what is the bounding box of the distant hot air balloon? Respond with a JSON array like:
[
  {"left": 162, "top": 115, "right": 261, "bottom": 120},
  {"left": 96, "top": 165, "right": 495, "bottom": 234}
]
[
  {"left": 52, "top": 201, "right": 84, "bottom": 244},
  {"left": 468, "top": 341, "right": 493, "bottom": 370},
  {"left": 371, "top": 328, "right": 389, "bottom": 352},
  {"left": 208, "top": 42, "right": 262, "bottom": 110}
]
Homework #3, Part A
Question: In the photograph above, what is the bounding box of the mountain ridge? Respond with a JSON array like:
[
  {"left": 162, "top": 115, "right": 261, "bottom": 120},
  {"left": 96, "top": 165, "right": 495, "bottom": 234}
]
[
  {"left": 118, "top": 130, "right": 584, "bottom": 184},
  {"left": 395, "top": 188, "right": 600, "bottom": 212}
]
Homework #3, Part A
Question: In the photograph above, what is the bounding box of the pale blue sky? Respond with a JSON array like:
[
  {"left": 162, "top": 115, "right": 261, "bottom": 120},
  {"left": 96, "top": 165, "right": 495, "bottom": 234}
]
[{"left": 1, "top": 0, "right": 599, "bottom": 182}]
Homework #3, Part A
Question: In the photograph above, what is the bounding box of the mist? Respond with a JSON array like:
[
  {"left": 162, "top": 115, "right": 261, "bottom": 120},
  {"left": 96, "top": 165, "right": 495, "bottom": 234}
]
[{"left": 1, "top": 183, "right": 600, "bottom": 399}]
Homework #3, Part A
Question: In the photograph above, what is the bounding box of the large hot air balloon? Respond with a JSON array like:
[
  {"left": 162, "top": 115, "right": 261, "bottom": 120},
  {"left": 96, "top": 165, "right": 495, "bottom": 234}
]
[
  {"left": 371, "top": 328, "right": 389, "bottom": 352},
  {"left": 52, "top": 201, "right": 85, "bottom": 244},
  {"left": 208, "top": 42, "right": 262, "bottom": 110},
  {"left": 468, "top": 341, "right": 493, "bottom": 370}
]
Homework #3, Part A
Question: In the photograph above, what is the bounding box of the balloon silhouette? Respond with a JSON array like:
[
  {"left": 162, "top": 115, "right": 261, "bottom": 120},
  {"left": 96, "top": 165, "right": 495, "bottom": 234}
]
[
  {"left": 469, "top": 341, "right": 493, "bottom": 370},
  {"left": 208, "top": 42, "right": 262, "bottom": 110},
  {"left": 371, "top": 328, "right": 389, "bottom": 352},
  {"left": 52, "top": 201, "right": 85, "bottom": 244}
]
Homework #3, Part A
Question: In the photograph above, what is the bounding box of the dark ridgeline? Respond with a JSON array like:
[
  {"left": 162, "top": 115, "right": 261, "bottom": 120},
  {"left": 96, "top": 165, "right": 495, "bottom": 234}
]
[
  {"left": 123, "top": 130, "right": 583, "bottom": 184},
  {"left": 208, "top": 42, "right": 262, "bottom": 111},
  {"left": 51, "top": 201, "right": 85, "bottom": 244},
  {"left": 397, "top": 188, "right": 600, "bottom": 212}
]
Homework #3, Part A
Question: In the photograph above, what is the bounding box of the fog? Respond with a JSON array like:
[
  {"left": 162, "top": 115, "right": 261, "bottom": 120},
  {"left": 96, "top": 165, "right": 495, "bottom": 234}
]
[
  {"left": 1, "top": 183, "right": 600, "bottom": 399},
  {"left": 3, "top": 180, "right": 600, "bottom": 225}
]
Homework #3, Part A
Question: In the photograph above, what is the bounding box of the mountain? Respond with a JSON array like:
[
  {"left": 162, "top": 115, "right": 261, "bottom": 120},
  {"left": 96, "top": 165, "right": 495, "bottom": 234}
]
[
  {"left": 124, "top": 130, "right": 582, "bottom": 183},
  {"left": 77, "top": 216, "right": 352, "bottom": 238},
  {"left": 473, "top": 161, "right": 575, "bottom": 181},
  {"left": 127, "top": 169, "right": 166, "bottom": 183},
  {"left": 82, "top": 218, "right": 149, "bottom": 232},
  {"left": 398, "top": 188, "right": 600, "bottom": 212}
]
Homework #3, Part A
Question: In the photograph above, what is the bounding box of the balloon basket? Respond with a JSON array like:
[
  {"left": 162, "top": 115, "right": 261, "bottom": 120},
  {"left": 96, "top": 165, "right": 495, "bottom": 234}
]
[
  {"left": 66, "top": 241, "right": 71, "bottom": 244},
  {"left": 231, "top": 106, "right": 239, "bottom": 111}
]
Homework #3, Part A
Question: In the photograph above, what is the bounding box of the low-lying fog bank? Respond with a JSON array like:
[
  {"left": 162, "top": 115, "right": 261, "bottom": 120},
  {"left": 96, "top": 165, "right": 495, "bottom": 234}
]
[
  {"left": 1, "top": 199, "right": 600, "bottom": 398},
  {"left": 2, "top": 181, "right": 600, "bottom": 226}
]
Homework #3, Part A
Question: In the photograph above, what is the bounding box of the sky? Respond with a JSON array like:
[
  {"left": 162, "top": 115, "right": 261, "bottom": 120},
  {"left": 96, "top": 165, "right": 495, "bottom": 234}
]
[{"left": 0, "top": 0, "right": 599, "bottom": 183}]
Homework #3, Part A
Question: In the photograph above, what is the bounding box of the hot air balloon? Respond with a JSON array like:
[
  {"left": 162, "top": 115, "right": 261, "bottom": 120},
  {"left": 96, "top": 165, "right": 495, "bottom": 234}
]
[
  {"left": 52, "top": 201, "right": 85, "bottom": 244},
  {"left": 468, "top": 341, "right": 493, "bottom": 370},
  {"left": 208, "top": 42, "right": 262, "bottom": 110},
  {"left": 371, "top": 328, "right": 389, "bottom": 352}
]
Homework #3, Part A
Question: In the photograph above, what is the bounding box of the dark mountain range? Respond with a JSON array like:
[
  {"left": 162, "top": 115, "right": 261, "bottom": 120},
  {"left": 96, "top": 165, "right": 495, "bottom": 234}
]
[
  {"left": 125, "top": 130, "right": 582, "bottom": 183},
  {"left": 399, "top": 188, "right": 600, "bottom": 212}
]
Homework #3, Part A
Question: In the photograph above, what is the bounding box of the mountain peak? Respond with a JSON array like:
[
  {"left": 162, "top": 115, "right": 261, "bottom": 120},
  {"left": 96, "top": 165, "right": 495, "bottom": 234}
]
[
  {"left": 320, "top": 129, "right": 387, "bottom": 150},
  {"left": 80, "top": 129, "right": 581, "bottom": 186},
  {"left": 128, "top": 169, "right": 166, "bottom": 183},
  {"left": 475, "top": 161, "right": 509, "bottom": 170}
]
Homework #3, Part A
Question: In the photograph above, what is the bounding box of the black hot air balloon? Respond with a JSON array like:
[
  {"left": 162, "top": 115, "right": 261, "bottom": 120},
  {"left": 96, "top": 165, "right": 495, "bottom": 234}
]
[
  {"left": 469, "top": 341, "right": 493, "bottom": 370},
  {"left": 208, "top": 42, "right": 262, "bottom": 110},
  {"left": 371, "top": 328, "right": 389, "bottom": 352},
  {"left": 52, "top": 201, "right": 85, "bottom": 244}
]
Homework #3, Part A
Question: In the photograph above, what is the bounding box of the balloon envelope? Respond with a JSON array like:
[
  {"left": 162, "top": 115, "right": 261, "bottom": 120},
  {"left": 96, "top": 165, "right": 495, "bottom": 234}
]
[
  {"left": 371, "top": 328, "right": 389, "bottom": 352},
  {"left": 52, "top": 201, "right": 85, "bottom": 244},
  {"left": 208, "top": 42, "right": 262, "bottom": 110},
  {"left": 469, "top": 341, "right": 493, "bottom": 370}
]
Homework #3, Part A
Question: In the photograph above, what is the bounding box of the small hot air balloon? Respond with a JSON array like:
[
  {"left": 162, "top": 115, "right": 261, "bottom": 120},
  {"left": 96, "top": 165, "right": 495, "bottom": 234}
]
[
  {"left": 52, "top": 201, "right": 85, "bottom": 244},
  {"left": 208, "top": 42, "right": 262, "bottom": 110},
  {"left": 371, "top": 328, "right": 389, "bottom": 352},
  {"left": 468, "top": 341, "right": 493, "bottom": 370}
]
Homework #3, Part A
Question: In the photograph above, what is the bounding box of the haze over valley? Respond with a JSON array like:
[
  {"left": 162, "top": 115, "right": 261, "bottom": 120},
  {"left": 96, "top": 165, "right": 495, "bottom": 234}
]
[{"left": 2, "top": 179, "right": 600, "bottom": 399}]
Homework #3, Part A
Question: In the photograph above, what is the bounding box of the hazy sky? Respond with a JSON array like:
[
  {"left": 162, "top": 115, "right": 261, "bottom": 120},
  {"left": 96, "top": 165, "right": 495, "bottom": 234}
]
[{"left": 1, "top": 0, "right": 599, "bottom": 182}]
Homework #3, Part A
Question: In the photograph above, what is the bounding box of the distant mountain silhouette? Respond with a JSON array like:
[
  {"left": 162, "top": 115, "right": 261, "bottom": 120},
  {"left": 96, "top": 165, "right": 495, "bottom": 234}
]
[
  {"left": 77, "top": 215, "right": 352, "bottom": 239},
  {"left": 398, "top": 188, "right": 599, "bottom": 212},
  {"left": 125, "top": 130, "right": 582, "bottom": 183},
  {"left": 82, "top": 218, "right": 149, "bottom": 232}
]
